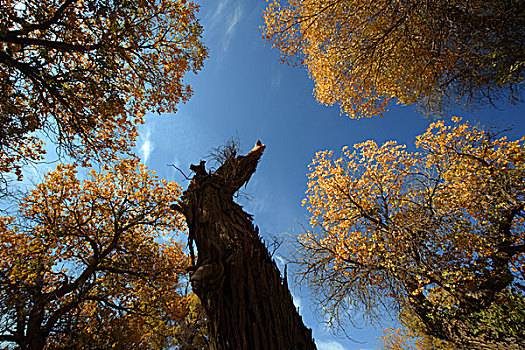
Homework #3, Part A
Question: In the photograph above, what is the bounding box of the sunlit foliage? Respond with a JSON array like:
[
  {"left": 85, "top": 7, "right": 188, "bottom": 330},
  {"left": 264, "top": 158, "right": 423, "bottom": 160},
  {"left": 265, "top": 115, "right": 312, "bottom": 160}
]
[
  {"left": 379, "top": 307, "right": 461, "bottom": 350},
  {"left": 0, "top": 159, "right": 207, "bottom": 349},
  {"left": 0, "top": 0, "right": 208, "bottom": 189},
  {"left": 380, "top": 291, "right": 525, "bottom": 350},
  {"left": 263, "top": 0, "right": 524, "bottom": 118},
  {"left": 299, "top": 118, "right": 525, "bottom": 348}
]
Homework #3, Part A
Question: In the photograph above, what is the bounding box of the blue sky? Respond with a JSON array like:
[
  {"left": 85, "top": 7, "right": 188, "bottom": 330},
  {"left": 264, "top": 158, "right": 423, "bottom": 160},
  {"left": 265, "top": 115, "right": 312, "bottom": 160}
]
[{"left": 136, "top": 1, "right": 525, "bottom": 349}]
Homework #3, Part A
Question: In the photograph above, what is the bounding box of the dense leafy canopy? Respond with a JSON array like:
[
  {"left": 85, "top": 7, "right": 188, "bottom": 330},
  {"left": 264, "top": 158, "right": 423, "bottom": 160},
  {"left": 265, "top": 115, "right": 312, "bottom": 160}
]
[
  {"left": 0, "top": 159, "right": 206, "bottom": 349},
  {"left": 1, "top": 1, "right": 524, "bottom": 348},
  {"left": 0, "top": 0, "right": 207, "bottom": 189},
  {"left": 299, "top": 118, "right": 525, "bottom": 348},
  {"left": 381, "top": 291, "right": 525, "bottom": 350},
  {"left": 263, "top": 0, "right": 525, "bottom": 118},
  {"left": 0, "top": 1, "right": 211, "bottom": 348},
  {"left": 380, "top": 307, "right": 455, "bottom": 350}
]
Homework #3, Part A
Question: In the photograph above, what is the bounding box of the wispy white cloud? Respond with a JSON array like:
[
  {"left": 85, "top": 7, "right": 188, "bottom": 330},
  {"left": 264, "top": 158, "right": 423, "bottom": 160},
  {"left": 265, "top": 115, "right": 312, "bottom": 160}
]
[
  {"left": 139, "top": 128, "right": 154, "bottom": 164},
  {"left": 223, "top": 3, "right": 242, "bottom": 51},
  {"left": 270, "top": 63, "right": 284, "bottom": 88},
  {"left": 170, "top": 155, "right": 181, "bottom": 169},
  {"left": 292, "top": 292, "right": 302, "bottom": 310},
  {"left": 274, "top": 254, "right": 285, "bottom": 268},
  {"left": 271, "top": 71, "right": 282, "bottom": 88},
  {"left": 209, "top": 0, "right": 229, "bottom": 27},
  {"left": 273, "top": 254, "right": 301, "bottom": 310},
  {"left": 316, "top": 339, "right": 347, "bottom": 350},
  {"left": 203, "top": 0, "right": 243, "bottom": 52}
]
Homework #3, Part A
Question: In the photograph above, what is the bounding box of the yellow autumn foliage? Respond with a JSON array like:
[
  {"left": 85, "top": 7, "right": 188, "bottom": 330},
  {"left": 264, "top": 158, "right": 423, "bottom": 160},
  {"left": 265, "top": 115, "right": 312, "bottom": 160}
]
[
  {"left": 0, "top": 0, "right": 208, "bottom": 190},
  {"left": 0, "top": 159, "right": 206, "bottom": 349},
  {"left": 263, "top": 0, "right": 524, "bottom": 118},
  {"left": 299, "top": 117, "right": 525, "bottom": 347}
]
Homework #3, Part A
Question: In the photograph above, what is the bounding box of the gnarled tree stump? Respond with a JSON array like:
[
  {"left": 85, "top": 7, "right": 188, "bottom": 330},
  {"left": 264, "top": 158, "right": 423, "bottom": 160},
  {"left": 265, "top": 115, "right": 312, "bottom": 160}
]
[{"left": 172, "top": 141, "right": 316, "bottom": 350}]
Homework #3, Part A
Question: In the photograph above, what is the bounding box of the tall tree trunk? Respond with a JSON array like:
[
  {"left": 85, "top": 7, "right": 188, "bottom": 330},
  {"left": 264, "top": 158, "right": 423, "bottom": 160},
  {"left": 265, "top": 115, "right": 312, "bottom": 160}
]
[{"left": 172, "top": 141, "right": 317, "bottom": 350}]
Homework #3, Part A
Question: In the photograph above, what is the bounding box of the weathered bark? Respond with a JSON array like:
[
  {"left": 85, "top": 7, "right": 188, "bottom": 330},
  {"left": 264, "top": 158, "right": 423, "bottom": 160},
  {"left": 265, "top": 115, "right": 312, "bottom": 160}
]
[{"left": 173, "top": 141, "right": 317, "bottom": 350}]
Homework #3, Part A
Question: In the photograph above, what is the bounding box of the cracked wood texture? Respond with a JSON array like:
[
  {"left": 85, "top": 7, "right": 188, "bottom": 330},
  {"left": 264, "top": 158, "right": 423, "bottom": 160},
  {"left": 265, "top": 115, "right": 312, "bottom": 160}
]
[{"left": 174, "top": 141, "right": 316, "bottom": 350}]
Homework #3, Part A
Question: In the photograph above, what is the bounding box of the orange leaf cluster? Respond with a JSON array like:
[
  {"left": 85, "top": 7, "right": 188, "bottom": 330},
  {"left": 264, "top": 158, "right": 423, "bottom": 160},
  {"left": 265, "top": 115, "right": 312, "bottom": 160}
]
[
  {"left": 263, "top": 0, "right": 524, "bottom": 118},
  {"left": 0, "top": 159, "right": 204, "bottom": 348},
  {"left": 0, "top": 0, "right": 208, "bottom": 189},
  {"left": 299, "top": 118, "right": 525, "bottom": 337}
]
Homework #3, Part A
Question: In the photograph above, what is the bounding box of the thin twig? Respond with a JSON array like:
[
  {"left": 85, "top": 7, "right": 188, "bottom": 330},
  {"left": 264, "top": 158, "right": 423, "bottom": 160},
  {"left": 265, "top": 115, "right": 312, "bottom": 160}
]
[{"left": 168, "top": 164, "right": 191, "bottom": 180}]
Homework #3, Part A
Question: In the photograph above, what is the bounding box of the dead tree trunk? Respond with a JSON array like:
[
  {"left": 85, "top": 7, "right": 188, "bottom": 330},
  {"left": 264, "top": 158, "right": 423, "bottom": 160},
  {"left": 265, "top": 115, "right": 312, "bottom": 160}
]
[{"left": 172, "top": 141, "right": 316, "bottom": 350}]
